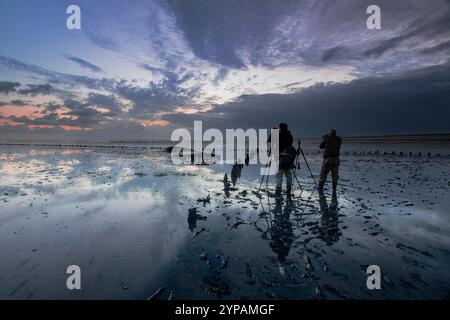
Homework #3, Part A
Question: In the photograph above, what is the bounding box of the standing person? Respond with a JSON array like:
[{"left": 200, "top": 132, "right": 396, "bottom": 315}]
[
  {"left": 318, "top": 129, "right": 342, "bottom": 194},
  {"left": 274, "top": 123, "right": 296, "bottom": 197}
]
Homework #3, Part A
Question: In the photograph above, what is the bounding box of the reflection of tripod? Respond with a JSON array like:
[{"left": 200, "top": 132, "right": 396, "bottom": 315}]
[{"left": 258, "top": 151, "right": 271, "bottom": 193}]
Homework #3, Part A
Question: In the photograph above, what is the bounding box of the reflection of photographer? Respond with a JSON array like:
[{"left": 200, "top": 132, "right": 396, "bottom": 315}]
[
  {"left": 270, "top": 196, "right": 294, "bottom": 263},
  {"left": 318, "top": 129, "right": 342, "bottom": 194},
  {"left": 318, "top": 193, "right": 341, "bottom": 246}
]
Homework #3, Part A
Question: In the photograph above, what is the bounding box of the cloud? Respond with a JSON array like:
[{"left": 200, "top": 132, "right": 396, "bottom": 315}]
[
  {"left": 115, "top": 78, "right": 200, "bottom": 118},
  {"left": 421, "top": 40, "right": 450, "bottom": 55},
  {"left": 363, "top": 11, "right": 450, "bottom": 58},
  {"left": 162, "top": 62, "right": 450, "bottom": 137},
  {"left": 0, "top": 99, "right": 30, "bottom": 107},
  {"left": 64, "top": 54, "right": 104, "bottom": 73},
  {"left": 167, "top": 0, "right": 300, "bottom": 68},
  {"left": 2, "top": 1, "right": 450, "bottom": 140},
  {"left": 10, "top": 99, "right": 28, "bottom": 106},
  {"left": 86, "top": 93, "right": 125, "bottom": 113},
  {"left": 321, "top": 46, "right": 345, "bottom": 62},
  {"left": 0, "top": 56, "right": 116, "bottom": 92},
  {"left": 18, "top": 84, "right": 53, "bottom": 96},
  {"left": 0, "top": 81, "right": 21, "bottom": 94}
]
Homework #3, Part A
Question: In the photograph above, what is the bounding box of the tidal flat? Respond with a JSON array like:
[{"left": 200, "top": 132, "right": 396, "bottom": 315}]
[{"left": 0, "top": 142, "right": 449, "bottom": 299}]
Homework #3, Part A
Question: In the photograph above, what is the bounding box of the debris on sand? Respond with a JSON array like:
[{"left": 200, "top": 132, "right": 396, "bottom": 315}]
[
  {"left": 153, "top": 172, "right": 168, "bottom": 177},
  {"left": 216, "top": 255, "right": 228, "bottom": 269},
  {"left": 147, "top": 287, "right": 165, "bottom": 300},
  {"left": 196, "top": 194, "right": 211, "bottom": 206},
  {"left": 168, "top": 291, "right": 176, "bottom": 300},
  {"left": 193, "top": 228, "right": 207, "bottom": 237},
  {"left": 200, "top": 252, "right": 209, "bottom": 260},
  {"left": 188, "top": 208, "right": 207, "bottom": 221},
  {"left": 188, "top": 208, "right": 208, "bottom": 232},
  {"left": 134, "top": 172, "right": 147, "bottom": 177},
  {"left": 199, "top": 252, "right": 212, "bottom": 267},
  {"left": 223, "top": 174, "right": 230, "bottom": 188},
  {"left": 204, "top": 276, "right": 230, "bottom": 298},
  {"left": 245, "top": 261, "right": 256, "bottom": 285},
  {"left": 304, "top": 254, "right": 312, "bottom": 271},
  {"left": 315, "top": 285, "right": 324, "bottom": 299}
]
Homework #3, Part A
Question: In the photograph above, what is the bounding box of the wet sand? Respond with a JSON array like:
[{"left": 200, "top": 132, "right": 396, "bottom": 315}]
[{"left": 0, "top": 143, "right": 449, "bottom": 299}]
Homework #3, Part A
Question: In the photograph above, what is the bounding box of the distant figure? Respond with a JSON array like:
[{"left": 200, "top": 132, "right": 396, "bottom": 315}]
[
  {"left": 318, "top": 129, "right": 342, "bottom": 194},
  {"left": 274, "top": 123, "right": 296, "bottom": 196}
]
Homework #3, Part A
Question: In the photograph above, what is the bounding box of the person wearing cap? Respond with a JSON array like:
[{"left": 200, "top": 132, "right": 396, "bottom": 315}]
[{"left": 318, "top": 129, "right": 342, "bottom": 194}]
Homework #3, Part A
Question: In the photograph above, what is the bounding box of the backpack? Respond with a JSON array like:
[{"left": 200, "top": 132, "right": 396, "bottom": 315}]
[{"left": 279, "top": 145, "right": 297, "bottom": 170}]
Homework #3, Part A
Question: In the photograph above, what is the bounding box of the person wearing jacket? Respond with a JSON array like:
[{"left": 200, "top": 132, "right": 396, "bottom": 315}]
[{"left": 318, "top": 129, "right": 342, "bottom": 194}]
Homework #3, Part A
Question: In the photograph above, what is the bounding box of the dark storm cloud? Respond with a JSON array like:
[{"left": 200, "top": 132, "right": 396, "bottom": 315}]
[
  {"left": 165, "top": 0, "right": 450, "bottom": 71},
  {"left": 167, "top": 0, "right": 299, "bottom": 68},
  {"left": 64, "top": 54, "right": 104, "bottom": 73},
  {"left": 162, "top": 62, "right": 450, "bottom": 137},
  {"left": 321, "top": 46, "right": 345, "bottom": 62},
  {"left": 10, "top": 99, "right": 28, "bottom": 106},
  {"left": 0, "top": 81, "right": 21, "bottom": 94},
  {"left": 363, "top": 12, "right": 450, "bottom": 58},
  {"left": 115, "top": 78, "right": 200, "bottom": 118},
  {"left": 421, "top": 40, "right": 450, "bottom": 55},
  {"left": 42, "top": 102, "right": 62, "bottom": 112},
  {"left": 18, "top": 84, "right": 53, "bottom": 96},
  {"left": 86, "top": 93, "right": 124, "bottom": 113},
  {"left": 0, "top": 99, "right": 31, "bottom": 107},
  {"left": 212, "top": 67, "right": 230, "bottom": 85}
]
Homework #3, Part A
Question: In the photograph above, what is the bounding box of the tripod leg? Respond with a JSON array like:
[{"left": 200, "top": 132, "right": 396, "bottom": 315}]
[
  {"left": 300, "top": 148, "right": 318, "bottom": 190},
  {"left": 259, "top": 168, "right": 266, "bottom": 192},
  {"left": 259, "top": 160, "right": 270, "bottom": 192},
  {"left": 291, "top": 169, "right": 304, "bottom": 201}
]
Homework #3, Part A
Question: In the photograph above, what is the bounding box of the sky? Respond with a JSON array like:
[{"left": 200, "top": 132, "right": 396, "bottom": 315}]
[{"left": 0, "top": 0, "right": 449, "bottom": 141}]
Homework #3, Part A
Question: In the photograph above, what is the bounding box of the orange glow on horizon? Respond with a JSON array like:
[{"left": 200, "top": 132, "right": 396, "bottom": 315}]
[
  {"left": 138, "top": 119, "right": 170, "bottom": 127},
  {"left": 60, "top": 125, "right": 92, "bottom": 131},
  {"left": 28, "top": 124, "right": 54, "bottom": 129},
  {"left": 0, "top": 118, "right": 24, "bottom": 126},
  {"left": 174, "top": 107, "right": 211, "bottom": 114},
  {"left": 0, "top": 105, "right": 42, "bottom": 119}
]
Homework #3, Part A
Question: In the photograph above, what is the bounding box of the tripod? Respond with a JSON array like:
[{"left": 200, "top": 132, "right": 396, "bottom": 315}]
[
  {"left": 296, "top": 141, "right": 318, "bottom": 190},
  {"left": 259, "top": 140, "right": 317, "bottom": 197}
]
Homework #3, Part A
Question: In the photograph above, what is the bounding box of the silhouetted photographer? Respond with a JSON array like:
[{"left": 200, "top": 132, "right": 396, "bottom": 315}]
[
  {"left": 318, "top": 129, "right": 342, "bottom": 194},
  {"left": 273, "top": 123, "right": 296, "bottom": 197}
]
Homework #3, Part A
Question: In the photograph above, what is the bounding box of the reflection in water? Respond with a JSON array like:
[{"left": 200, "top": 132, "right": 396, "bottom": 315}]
[
  {"left": 223, "top": 163, "right": 243, "bottom": 197},
  {"left": 2, "top": 144, "right": 450, "bottom": 299},
  {"left": 223, "top": 173, "right": 231, "bottom": 198},
  {"left": 318, "top": 192, "right": 342, "bottom": 246},
  {"left": 187, "top": 207, "right": 207, "bottom": 232},
  {"left": 230, "top": 163, "right": 243, "bottom": 186},
  {"left": 270, "top": 195, "right": 294, "bottom": 264}
]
